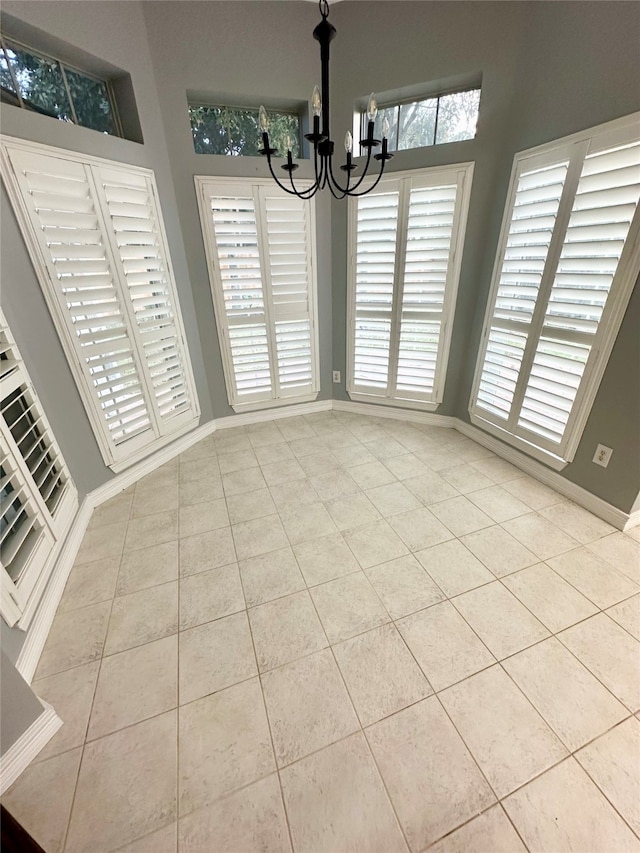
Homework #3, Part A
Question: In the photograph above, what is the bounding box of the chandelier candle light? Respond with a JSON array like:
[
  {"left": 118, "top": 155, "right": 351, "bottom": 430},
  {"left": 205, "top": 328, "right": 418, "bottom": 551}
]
[{"left": 259, "top": 0, "right": 393, "bottom": 198}]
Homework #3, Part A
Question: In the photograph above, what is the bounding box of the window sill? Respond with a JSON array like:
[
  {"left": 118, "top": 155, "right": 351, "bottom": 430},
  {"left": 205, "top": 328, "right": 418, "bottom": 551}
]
[
  {"left": 109, "top": 417, "right": 200, "bottom": 473},
  {"left": 230, "top": 392, "right": 319, "bottom": 414},
  {"left": 469, "top": 413, "right": 569, "bottom": 471},
  {"left": 347, "top": 390, "right": 440, "bottom": 413}
]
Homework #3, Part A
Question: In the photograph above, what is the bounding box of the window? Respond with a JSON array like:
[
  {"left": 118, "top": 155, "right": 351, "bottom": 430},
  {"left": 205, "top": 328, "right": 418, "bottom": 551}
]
[
  {"left": 1, "top": 309, "right": 77, "bottom": 627},
  {"left": 356, "top": 88, "right": 480, "bottom": 155},
  {"left": 196, "top": 177, "right": 319, "bottom": 412},
  {"left": 470, "top": 113, "right": 640, "bottom": 469},
  {"left": 189, "top": 103, "right": 300, "bottom": 157},
  {"left": 1, "top": 137, "right": 200, "bottom": 471},
  {"left": 0, "top": 36, "right": 119, "bottom": 136},
  {"left": 347, "top": 163, "right": 474, "bottom": 410}
]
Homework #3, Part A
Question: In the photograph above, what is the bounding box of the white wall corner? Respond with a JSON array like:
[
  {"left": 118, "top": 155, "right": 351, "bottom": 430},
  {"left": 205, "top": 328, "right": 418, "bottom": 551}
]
[{"left": 0, "top": 700, "right": 61, "bottom": 795}]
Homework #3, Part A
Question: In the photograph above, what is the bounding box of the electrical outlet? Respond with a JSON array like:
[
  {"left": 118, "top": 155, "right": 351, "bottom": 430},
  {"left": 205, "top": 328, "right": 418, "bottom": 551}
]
[
  {"left": 593, "top": 444, "right": 613, "bottom": 468},
  {"left": 332, "top": 370, "right": 341, "bottom": 383}
]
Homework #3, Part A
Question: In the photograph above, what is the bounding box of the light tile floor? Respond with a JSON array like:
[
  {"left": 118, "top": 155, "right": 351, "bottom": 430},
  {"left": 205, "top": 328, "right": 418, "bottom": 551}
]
[{"left": 4, "top": 411, "right": 640, "bottom": 853}]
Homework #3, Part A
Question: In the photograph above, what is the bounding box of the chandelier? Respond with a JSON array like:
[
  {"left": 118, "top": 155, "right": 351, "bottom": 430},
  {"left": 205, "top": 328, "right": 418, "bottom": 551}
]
[{"left": 259, "top": 0, "right": 393, "bottom": 199}]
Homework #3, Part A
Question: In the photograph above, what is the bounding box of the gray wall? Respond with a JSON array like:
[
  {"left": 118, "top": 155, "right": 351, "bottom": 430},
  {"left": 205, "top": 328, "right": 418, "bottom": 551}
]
[{"left": 1, "top": 650, "right": 43, "bottom": 757}]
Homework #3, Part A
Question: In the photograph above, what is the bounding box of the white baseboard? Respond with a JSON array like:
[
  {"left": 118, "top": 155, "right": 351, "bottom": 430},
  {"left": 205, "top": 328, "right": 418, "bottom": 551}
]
[
  {"left": 332, "top": 399, "right": 457, "bottom": 428},
  {"left": 454, "top": 420, "right": 630, "bottom": 530},
  {"left": 0, "top": 700, "right": 61, "bottom": 795},
  {"left": 215, "top": 399, "right": 332, "bottom": 430}
]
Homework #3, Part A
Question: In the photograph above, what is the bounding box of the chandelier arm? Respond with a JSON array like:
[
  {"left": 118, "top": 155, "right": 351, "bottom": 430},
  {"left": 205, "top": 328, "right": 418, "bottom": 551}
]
[
  {"left": 287, "top": 167, "right": 320, "bottom": 200},
  {"left": 265, "top": 152, "right": 314, "bottom": 197},
  {"left": 345, "top": 156, "right": 389, "bottom": 197},
  {"left": 327, "top": 143, "right": 375, "bottom": 196}
]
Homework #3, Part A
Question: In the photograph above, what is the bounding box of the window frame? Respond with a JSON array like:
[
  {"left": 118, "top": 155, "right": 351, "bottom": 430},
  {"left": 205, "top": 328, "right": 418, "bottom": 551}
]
[
  {"left": 0, "top": 136, "right": 201, "bottom": 472},
  {"left": 346, "top": 162, "right": 474, "bottom": 412},
  {"left": 469, "top": 112, "right": 640, "bottom": 470},
  {"left": 0, "top": 34, "right": 122, "bottom": 137},
  {"left": 188, "top": 101, "right": 302, "bottom": 158},
  {"left": 0, "top": 307, "right": 78, "bottom": 628},
  {"left": 196, "top": 176, "right": 320, "bottom": 413}
]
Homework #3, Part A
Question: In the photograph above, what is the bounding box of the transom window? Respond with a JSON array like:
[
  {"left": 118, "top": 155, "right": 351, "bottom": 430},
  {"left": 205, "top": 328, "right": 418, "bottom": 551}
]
[
  {"left": 470, "top": 113, "right": 640, "bottom": 468},
  {"left": 356, "top": 88, "right": 480, "bottom": 155},
  {"left": 189, "top": 103, "right": 301, "bottom": 158},
  {"left": 0, "top": 36, "right": 119, "bottom": 135}
]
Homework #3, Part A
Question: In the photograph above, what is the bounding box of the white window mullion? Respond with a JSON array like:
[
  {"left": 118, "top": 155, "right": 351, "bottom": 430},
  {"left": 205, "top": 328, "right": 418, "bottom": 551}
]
[
  {"left": 506, "top": 141, "right": 589, "bottom": 432},
  {"left": 388, "top": 179, "right": 411, "bottom": 399},
  {"left": 254, "top": 186, "right": 281, "bottom": 399}
]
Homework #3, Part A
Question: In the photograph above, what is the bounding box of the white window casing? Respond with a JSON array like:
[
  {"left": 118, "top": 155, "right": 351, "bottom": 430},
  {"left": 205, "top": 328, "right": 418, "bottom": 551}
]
[
  {"left": 1, "top": 309, "right": 78, "bottom": 627},
  {"left": 196, "top": 177, "right": 320, "bottom": 412},
  {"left": 470, "top": 113, "right": 640, "bottom": 469},
  {"left": 0, "top": 137, "right": 200, "bottom": 471},
  {"left": 347, "top": 163, "right": 474, "bottom": 410}
]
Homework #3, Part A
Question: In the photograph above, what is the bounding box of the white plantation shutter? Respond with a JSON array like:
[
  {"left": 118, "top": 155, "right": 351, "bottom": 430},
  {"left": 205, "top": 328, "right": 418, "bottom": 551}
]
[
  {"left": 471, "top": 114, "right": 640, "bottom": 464},
  {"left": 0, "top": 138, "right": 199, "bottom": 468},
  {"left": 0, "top": 310, "right": 77, "bottom": 626},
  {"left": 197, "top": 178, "right": 319, "bottom": 411},
  {"left": 348, "top": 165, "right": 474, "bottom": 408}
]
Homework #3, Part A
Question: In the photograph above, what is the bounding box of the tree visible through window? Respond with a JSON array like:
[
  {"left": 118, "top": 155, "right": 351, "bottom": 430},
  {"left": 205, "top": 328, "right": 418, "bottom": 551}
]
[{"left": 189, "top": 104, "right": 301, "bottom": 157}]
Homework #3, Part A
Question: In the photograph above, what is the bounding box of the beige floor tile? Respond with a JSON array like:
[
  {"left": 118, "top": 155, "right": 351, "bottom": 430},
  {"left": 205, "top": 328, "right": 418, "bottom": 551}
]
[
  {"left": 397, "top": 601, "right": 495, "bottom": 691},
  {"left": 239, "top": 546, "right": 305, "bottom": 607},
  {"left": 470, "top": 456, "right": 523, "bottom": 484},
  {"left": 388, "top": 506, "right": 455, "bottom": 551},
  {"left": 281, "top": 732, "right": 408, "bottom": 853},
  {"left": 429, "top": 496, "right": 494, "bottom": 537},
  {"left": 178, "top": 527, "right": 236, "bottom": 576},
  {"left": 179, "top": 456, "right": 220, "bottom": 484},
  {"left": 503, "top": 758, "right": 640, "bottom": 853},
  {"left": 366, "top": 481, "right": 423, "bottom": 517},
  {"left": 415, "top": 539, "right": 494, "bottom": 597},
  {"left": 440, "top": 665, "right": 567, "bottom": 798},
  {"left": 587, "top": 531, "right": 640, "bottom": 585},
  {"left": 502, "top": 562, "right": 598, "bottom": 633},
  {"left": 247, "top": 422, "right": 286, "bottom": 447},
  {"left": 547, "top": 547, "right": 640, "bottom": 608},
  {"left": 261, "top": 458, "right": 307, "bottom": 487},
  {"left": 268, "top": 479, "right": 320, "bottom": 515},
  {"left": 280, "top": 503, "right": 338, "bottom": 545},
  {"left": 629, "top": 526, "right": 640, "bottom": 542},
  {"left": 178, "top": 433, "right": 216, "bottom": 463},
  {"left": 138, "top": 461, "right": 179, "bottom": 490},
  {"left": 75, "top": 520, "right": 127, "bottom": 565},
  {"left": 117, "top": 541, "right": 179, "bottom": 596},
  {"left": 179, "top": 774, "right": 291, "bottom": 853},
  {"left": 343, "top": 519, "right": 410, "bottom": 569},
  {"left": 298, "top": 450, "right": 341, "bottom": 476},
  {"left": 452, "top": 581, "right": 549, "bottom": 659},
  {"left": 427, "top": 804, "right": 527, "bottom": 853},
  {"left": 502, "top": 513, "right": 579, "bottom": 560},
  {"left": 461, "top": 525, "right": 539, "bottom": 577},
  {"left": 35, "top": 600, "right": 111, "bottom": 679},
  {"left": 32, "top": 661, "right": 100, "bottom": 762},
  {"left": 382, "top": 452, "right": 431, "bottom": 480},
  {"left": 58, "top": 556, "right": 120, "bottom": 612},
  {"left": 440, "top": 464, "right": 494, "bottom": 494},
  {"left": 293, "top": 532, "right": 360, "bottom": 586},
  {"left": 131, "top": 483, "right": 179, "bottom": 519},
  {"left": 178, "top": 498, "right": 228, "bottom": 538},
  {"left": 349, "top": 460, "right": 398, "bottom": 490},
  {"left": 365, "top": 554, "right": 445, "bottom": 619},
  {"left": 502, "top": 475, "right": 563, "bottom": 510},
  {"left": 116, "top": 822, "right": 177, "bottom": 853},
  {"left": 416, "top": 446, "right": 463, "bottom": 472},
  {"left": 217, "top": 448, "right": 259, "bottom": 474},
  {"left": 232, "top": 514, "right": 289, "bottom": 559},
  {"left": 325, "top": 491, "right": 382, "bottom": 531},
  {"left": 179, "top": 611, "right": 257, "bottom": 705},
  {"left": 88, "top": 490, "right": 134, "bottom": 529},
  {"left": 124, "top": 511, "right": 178, "bottom": 553},
  {"left": 214, "top": 431, "right": 251, "bottom": 455},
  {"left": 248, "top": 590, "right": 328, "bottom": 672},
  {"left": 277, "top": 416, "right": 316, "bottom": 442},
  {"left": 261, "top": 648, "right": 359, "bottom": 766},
  {"left": 607, "top": 594, "right": 640, "bottom": 639},
  {"left": 367, "top": 696, "right": 495, "bottom": 851},
  {"left": 105, "top": 582, "right": 178, "bottom": 656},
  {"left": 403, "top": 470, "right": 459, "bottom": 505},
  {"left": 179, "top": 563, "right": 244, "bottom": 629},
  {"left": 178, "top": 476, "right": 223, "bottom": 506},
  {"left": 467, "top": 484, "right": 530, "bottom": 523},
  {"left": 576, "top": 717, "right": 640, "bottom": 837},
  {"left": 88, "top": 635, "right": 178, "bottom": 740},
  {"left": 310, "top": 469, "right": 360, "bottom": 500},
  {"left": 333, "top": 623, "right": 432, "bottom": 726},
  {"left": 310, "top": 571, "right": 390, "bottom": 644},
  {"left": 178, "top": 678, "right": 275, "bottom": 815},
  {"left": 446, "top": 437, "right": 493, "bottom": 463},
  {"left": 539, "top": 499, "right": 617, "bottom": 544},
  {"left": 222, "top": 466, "right": 267, "bottom": 496},
  {"left": 332, "top": 442, "right": 377, "bottom": 468},
  {"left": 3, "top": 747, "right": 82, "bottom": 853},
  {"left": 366, "top": 435, "right": 407, "bottom": 460},
  {"left": 502, "top": 637, "right": 627, "bottom": 750},
  {"left": 66, "top": 712, "right": 177, "bottom": 853},
  {"left": 559, "top": 613, "right": 640, "bottom": 711},
  {"left": 225, "top": 486, "right": 277, "bottom": 524}
]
